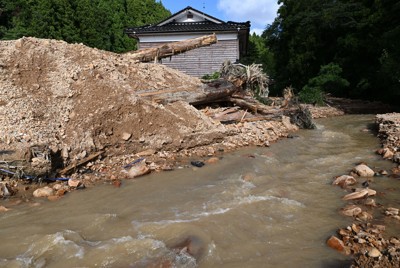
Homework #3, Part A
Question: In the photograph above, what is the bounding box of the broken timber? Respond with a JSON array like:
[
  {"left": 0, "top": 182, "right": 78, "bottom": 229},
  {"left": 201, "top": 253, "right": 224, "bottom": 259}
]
[
  {"left": 137, "top": 79, "right": 239, "bottom": 105},
  {"left": 58, "top": 151, "right": 104, "bottom": 175},
  {"left": 128, "top": 34, "right": 217, "bottom": 63}
]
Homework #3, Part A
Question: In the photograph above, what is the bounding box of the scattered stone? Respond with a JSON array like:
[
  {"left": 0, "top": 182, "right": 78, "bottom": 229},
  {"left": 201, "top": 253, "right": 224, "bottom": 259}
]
[
  {"left": 367, "top": 248, "right": 382, "bottom": 258},
  {"left": 352, "top": 164, "right": 375, "bottom": 177},
  {"left": 136, "top": 149, "right": 156, "bottom": 157},
  {"left": 113, "top": 179, "right": 122, "bottom": 188},
  {"left": 342, "top": 189, "right": 369, "bottom": 200},
  {"left": 47, "top": 195, "right": 61, "bottom": 201},
  {"left": 190, "top": 161, "right": 205, "bottom": 168},
  {"left": 121, "top": 132, "right": 132, "bottom": 141},
  {"left": 332, "top": 175, "right": 357, "bottom": 188},
  {"left": 126, "top": 161, "right": 150, "bottom": 179},
  {"left": 382, "top": 148, "right": 394, "bottom": 159},
  {"left": 0, "top": 206, "right": 10, "bottom": 212},
  {"left": 56, "top": 189, "right": 67, "bottom": 196},
  {"left": 385, "top": 207, "right": 399, "bottom": 216},
  {"left": 364, "top": 198, "right": 377, "bottom": 207},
  {"left": 327, "top": 236, "right": 348, "bottom": 254},
  {"left": 341, "top": 205, "right": 362, "bottom": 217},
  {"left": 68, "top": 178, "right": 82, "bottom": 188},
  {"left": 0, "top": 182, "right": 12, "bottom": 197},
  {"left": 205, "top": 157, "right": 219, "bottom": 164},
  {"left": 33, "top": 186, "right": 54, "bottom": 198},
  {"left": 356, "top": 211, "right": 373, "bottom": 222},
  {"left": 379, "top": 170, "right": 388, "bottom": 175}
]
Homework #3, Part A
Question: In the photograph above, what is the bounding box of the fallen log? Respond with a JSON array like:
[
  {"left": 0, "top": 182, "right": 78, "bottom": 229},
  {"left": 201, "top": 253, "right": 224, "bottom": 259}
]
[
  {"left": 137, "top": 79, "right": 239, "bottom": 105},
  {"left": 58, "top": 151, "right": 104, "bottom": 175},
  {"left": 128, "top": 34, "right": 217, "bottom": 63}
]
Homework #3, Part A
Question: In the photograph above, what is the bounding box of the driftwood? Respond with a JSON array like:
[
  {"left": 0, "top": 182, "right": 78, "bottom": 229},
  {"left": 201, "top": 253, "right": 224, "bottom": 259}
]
[
  {"left": 128, "top": 34, "right": 217, "bottom": 63},
  {"left": 58, "top": 151, "right": 104, "bottom": 175},
  {"left": 137, "top": 79, "right": 239, "bottom": 105}
]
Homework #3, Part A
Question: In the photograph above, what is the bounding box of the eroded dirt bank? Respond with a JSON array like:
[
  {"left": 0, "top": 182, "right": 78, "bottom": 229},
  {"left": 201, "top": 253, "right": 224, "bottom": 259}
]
[{"left": 0, "top": 37, "right": 307, "bottom": 202}]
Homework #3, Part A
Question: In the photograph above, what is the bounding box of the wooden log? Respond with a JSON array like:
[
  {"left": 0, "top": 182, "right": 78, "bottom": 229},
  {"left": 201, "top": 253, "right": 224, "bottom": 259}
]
[
  {"left": 228, "top": 97, "right": 282, "bottom": 115},
  {"left": 128, "top": 34, "right": 217, "bottom": 62},
  {"left": 136, "top": 79, "right": 239, "bottom": 105},
  {"left": 58, "top": 151, "right": 104, "bottom": 175}
]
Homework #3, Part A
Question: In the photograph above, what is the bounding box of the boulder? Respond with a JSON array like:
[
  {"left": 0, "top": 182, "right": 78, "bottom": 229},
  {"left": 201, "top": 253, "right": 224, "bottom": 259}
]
[
  {"left": 33, "top": 186, "right": 54, "bottom": 198},
  {"left": 0, "top": 206, "right": 9, "bottom": 212},
  {"left": 68, "top": 178, "right": 82, "bottom": 188},
  {"left": 332, "top": 175, "right": 357, "bottom": 188},
  {"left": 327, "top": 236, "right": 347, "bottom": 254},
  {"left": 368, "top": 248, "right": 382, "bottom": 258},
  {"left": 352, "top": 164, "right": 375, "bottom": 177},
  {"left": 126, "top": 161, "right": 150, "bottom": 179},
  {"left": 121, "top": 132, "right": 132, "bottom": 141},
  {"left": 340, "top": 205, "right": 362, "bottom": 217},
  {"left": 342, "top": 189, "right": 369, "bottom": 200}
]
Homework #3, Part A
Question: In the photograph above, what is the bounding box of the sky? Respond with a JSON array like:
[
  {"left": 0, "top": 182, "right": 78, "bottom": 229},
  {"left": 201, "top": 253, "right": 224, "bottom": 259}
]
[{"left": 159, "top": 0, "right": 280, "bottom": 35}]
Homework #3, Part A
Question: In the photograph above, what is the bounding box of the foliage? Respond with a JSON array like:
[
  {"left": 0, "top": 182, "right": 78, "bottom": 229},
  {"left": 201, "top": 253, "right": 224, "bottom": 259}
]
[
  {"left": 299, "top": 63, "right": 349, "bottom": 105},
  {"left": 263, "top": 0, "right": 400, "bottom": 105},
  {"left": 201, "top": 72, "right": 221, "bottom": 80},
  {"left": 242, "top": 33, "right": 275, "bottom": 78},
  {"left": 0, "top": 0, "right": 171, "bottom": 53}
]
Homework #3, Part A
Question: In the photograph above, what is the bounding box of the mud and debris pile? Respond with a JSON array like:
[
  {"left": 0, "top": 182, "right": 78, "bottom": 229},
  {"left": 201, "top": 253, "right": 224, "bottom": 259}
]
[{"left": 0, "top": 37, "right": 297, "bottom": 174}]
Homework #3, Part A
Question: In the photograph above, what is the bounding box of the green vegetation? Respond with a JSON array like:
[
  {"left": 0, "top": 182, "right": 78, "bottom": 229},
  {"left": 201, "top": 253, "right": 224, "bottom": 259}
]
[
  {"left": 299, "top": 63, "right": 349, "bottom": 105},
  {"left": 0, "top": 0, "right": 170, "bottom": 53},
  {"left": 201, "top": 71, "right": 221, "bottom": 80},
  {"left": 1, "top": 0, "right": 398, "bottom": 105},
  {"left": 263, "top": 0, "right": 400, "bottom": 105}
]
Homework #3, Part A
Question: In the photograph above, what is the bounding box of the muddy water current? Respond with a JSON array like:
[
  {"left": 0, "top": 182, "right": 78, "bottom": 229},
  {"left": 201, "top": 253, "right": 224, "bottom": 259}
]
[{"left": 1, "top": 115, "right": 399, "bottom": 267}]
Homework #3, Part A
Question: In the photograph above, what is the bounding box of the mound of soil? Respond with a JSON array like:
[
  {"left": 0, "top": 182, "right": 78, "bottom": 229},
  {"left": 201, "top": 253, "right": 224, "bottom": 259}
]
[
  {"left": 0, "top": 37, "right": 231, "bottom": 164},
  {"left": 0, "top": 37, "right": 299, "bottom": 171}
]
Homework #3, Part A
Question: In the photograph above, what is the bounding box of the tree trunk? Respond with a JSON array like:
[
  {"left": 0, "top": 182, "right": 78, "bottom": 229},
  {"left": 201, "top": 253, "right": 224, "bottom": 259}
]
[
  {"left": 136, "top": 79, "right": 239, "bottom": 105},
  {"left": 128, "top": 34, "right": 217, "bottom": 63}
]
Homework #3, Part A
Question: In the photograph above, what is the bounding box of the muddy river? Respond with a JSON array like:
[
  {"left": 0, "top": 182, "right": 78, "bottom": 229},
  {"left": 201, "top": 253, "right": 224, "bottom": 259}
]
[{"left": 0, "top": 115, "right": 399, "bottom": 267}]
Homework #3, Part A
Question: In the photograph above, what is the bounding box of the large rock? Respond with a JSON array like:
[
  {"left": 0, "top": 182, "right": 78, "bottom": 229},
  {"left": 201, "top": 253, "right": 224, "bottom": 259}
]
[
  {"left": 352, "top": 164, "right": 375, "bottom": 177},
  {"left": 33, "top": 186, "right": 54, "bottom": 198},
  {"left": 332, "top": 175, "right": 356, "bottom": 188},
  {"left": 126, "top": 161, "right": 150, "bottom": 179},
  {"left": 327, "top": 236, "right": 348, "bottom": 254}
]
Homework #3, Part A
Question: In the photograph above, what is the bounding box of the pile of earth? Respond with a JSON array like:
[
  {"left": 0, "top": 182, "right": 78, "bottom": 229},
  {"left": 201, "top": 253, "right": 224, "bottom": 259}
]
[{"left": 0, "top": 37, "right": 299, "bottom": 176}]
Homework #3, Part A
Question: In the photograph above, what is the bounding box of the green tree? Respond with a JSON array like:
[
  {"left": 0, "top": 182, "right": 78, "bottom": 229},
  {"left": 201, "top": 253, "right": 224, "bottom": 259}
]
[
  {"left": 299, "top": 63, "right": 349, "bottom": 105},
  {"left": 0, "top": 0, "right": 171, "bottom": 53}
]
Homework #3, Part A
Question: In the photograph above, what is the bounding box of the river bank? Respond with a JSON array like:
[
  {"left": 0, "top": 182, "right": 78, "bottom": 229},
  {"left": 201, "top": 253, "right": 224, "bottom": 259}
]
[
  {"left": 0, "top": 37, "right": 399, "bottom": 267},
  {"left": 325, "top": 112, "right": 400, "bottom": 267}
]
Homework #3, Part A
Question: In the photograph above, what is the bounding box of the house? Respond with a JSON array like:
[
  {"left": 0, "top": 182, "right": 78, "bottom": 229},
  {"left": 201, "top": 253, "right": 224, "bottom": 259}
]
[{"left": 125, "top": 6, "right": 250, "bottom": 77}]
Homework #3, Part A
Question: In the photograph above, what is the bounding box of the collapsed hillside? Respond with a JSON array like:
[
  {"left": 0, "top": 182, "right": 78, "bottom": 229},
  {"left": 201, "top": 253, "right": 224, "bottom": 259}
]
[{"left": 0, "top": 37, "right": 299, "bottom": 174}]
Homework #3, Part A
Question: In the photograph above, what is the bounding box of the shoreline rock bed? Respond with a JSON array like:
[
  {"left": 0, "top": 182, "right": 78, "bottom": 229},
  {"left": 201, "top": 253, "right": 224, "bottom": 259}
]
[
  {"left": 328, "top": 161, "right": 400, "bottom": 267},
  {"left": 376, "top": 113, "right": 400, "bottom": 164}
]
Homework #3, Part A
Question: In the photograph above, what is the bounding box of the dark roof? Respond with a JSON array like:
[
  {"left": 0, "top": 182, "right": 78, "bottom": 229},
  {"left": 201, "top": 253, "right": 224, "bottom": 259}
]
[
  {"left": 157, "top": 6, "right": 225, "bottom": 25},
  {"left": 124, "top": 6, "right": 250, "bottom": 36},
  {"left": 125, "top": 21, "right": 250, "bottom": 35}
]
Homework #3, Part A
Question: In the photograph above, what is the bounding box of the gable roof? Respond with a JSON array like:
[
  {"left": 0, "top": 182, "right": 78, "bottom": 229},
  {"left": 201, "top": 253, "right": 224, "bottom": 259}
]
[
  {"left": 125, "top": 6, "right": 250, "bottom": 36},
  {"left": 158, "top": 6, "right": 224, "bottom": 25}
]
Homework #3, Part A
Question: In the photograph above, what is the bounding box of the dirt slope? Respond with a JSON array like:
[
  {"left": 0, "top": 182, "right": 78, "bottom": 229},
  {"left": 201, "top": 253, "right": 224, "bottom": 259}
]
[{"left": 0, "top": 37, "right": 233, "bottom": 163}]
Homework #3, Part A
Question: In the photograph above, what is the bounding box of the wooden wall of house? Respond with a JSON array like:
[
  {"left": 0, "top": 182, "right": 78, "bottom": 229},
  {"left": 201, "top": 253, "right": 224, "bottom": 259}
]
[{"left": 139, "top": 40, "right": 239, "bottom": 77}]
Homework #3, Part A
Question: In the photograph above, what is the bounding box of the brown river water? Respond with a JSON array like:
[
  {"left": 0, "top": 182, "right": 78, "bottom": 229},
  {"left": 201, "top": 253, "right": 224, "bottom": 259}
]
[{"left": 0, "top": 115, "right": 399, "bottom": 267}]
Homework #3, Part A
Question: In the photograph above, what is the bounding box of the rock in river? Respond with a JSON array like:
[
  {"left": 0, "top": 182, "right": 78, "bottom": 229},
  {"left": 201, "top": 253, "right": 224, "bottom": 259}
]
[
  {"left": 352, "top": 164, "right": 375, "bottom": 177},
  {"left": 33, "top": 186, "right": 54, "bottom": 198}
]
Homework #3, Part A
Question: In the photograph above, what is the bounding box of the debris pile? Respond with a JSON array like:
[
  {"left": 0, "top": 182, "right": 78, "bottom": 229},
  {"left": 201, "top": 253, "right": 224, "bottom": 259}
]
[{"left": 0, "top": 37, "right": 303, "bottom": 200}]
